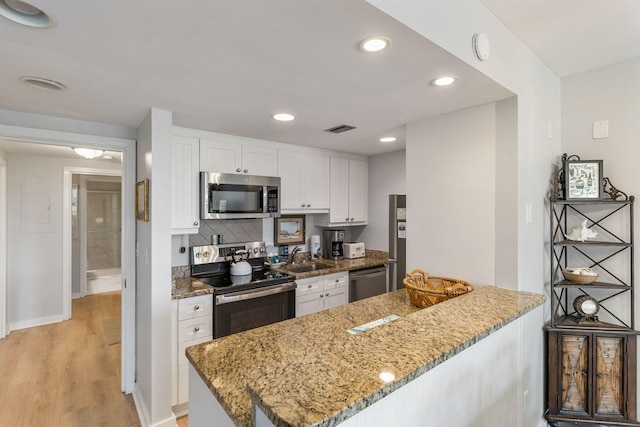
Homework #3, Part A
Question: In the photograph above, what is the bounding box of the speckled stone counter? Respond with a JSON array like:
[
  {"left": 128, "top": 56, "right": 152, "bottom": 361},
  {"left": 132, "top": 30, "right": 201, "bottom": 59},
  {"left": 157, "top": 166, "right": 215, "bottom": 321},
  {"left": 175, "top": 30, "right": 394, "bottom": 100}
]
[
  {"left": 275, "top": 249, "right": 388, "bottom": 280},
  {"left": 186, "top": 286, "right": 545, "bottom": 427},
  {"left": 171, "top": 277, "right": 213, "bottom": 299}
]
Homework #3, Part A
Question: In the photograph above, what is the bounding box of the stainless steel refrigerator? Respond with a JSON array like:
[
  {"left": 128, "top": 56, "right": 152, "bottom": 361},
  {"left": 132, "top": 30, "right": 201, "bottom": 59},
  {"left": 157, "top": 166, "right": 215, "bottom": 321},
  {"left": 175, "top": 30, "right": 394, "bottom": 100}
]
[{"left": 388, "top": 194, "right": 406, "bottom": 291}]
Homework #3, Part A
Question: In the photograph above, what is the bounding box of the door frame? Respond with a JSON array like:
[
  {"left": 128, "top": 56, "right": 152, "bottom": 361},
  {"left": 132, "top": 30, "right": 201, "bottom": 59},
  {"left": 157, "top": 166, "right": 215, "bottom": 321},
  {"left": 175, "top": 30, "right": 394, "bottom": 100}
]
[
  {"left": 0, "top": 123, "right": 136, "bottom": 394},
  {"left": 0, "top": 158, "right": 6, "bottom": 339},
  {"left": 66, "top": 169, "right": 122, "bottom": 302}
]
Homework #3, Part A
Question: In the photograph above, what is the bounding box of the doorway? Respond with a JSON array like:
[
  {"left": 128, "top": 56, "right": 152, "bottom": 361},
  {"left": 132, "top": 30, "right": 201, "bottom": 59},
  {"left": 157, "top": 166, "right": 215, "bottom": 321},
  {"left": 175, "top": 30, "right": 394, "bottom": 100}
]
[
  {"left": 72, "top": 174, "right": 123, "bottom": 297},
  {"left": 0, "top": 123, "right": 136, "bottom": 394}
]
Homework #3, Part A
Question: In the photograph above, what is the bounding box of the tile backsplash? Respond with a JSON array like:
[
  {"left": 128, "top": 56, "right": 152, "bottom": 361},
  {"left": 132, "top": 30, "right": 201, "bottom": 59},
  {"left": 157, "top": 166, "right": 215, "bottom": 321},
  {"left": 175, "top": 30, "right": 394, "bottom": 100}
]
[{"left": 189, "top": 219, "right": 263, "bottom": 246}]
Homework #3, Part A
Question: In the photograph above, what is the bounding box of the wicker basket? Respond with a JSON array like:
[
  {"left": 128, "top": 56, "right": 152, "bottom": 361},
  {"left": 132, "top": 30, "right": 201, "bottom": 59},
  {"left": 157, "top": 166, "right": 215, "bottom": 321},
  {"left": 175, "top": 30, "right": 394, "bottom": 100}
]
[
  {"left": 403, "top": 269, "right": 473, "bottom": 308},
  {"left": 562, "top": 269, "right": 599, "bottom": 284}
]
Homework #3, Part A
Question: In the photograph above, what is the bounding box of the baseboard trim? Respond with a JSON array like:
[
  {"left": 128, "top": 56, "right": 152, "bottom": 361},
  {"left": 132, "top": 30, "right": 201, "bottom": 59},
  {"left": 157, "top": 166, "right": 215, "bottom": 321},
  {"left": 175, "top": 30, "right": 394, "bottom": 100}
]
[
  {"left": 9, "top": 314, "right": 64, "bottom": 331},
  {"left": 132, "top": 387, "right": 150, "bottom": 427},
  {"left": 132, "top": 386, "right": 178, "bottom": 427}
]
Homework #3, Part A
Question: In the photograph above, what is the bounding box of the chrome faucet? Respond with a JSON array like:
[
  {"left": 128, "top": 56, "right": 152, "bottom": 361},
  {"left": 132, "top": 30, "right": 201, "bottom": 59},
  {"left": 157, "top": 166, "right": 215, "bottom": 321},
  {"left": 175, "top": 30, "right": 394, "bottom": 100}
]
[{"left": 289, "top": 246, "right": 302, "bottom": 265}]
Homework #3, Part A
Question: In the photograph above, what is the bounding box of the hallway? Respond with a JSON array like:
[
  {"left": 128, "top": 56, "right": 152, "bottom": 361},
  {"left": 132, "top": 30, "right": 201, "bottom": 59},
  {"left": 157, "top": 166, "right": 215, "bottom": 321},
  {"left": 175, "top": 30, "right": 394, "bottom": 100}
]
[{"left": 0, "top": 292, "right": 139, "bottom": 426}]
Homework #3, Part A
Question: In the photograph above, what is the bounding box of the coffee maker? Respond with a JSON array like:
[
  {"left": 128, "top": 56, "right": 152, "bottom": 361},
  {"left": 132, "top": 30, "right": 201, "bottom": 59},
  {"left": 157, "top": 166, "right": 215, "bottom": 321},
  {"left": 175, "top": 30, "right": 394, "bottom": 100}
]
[{"left": 323, "top": 229, "right": 345, "bottom": 260}]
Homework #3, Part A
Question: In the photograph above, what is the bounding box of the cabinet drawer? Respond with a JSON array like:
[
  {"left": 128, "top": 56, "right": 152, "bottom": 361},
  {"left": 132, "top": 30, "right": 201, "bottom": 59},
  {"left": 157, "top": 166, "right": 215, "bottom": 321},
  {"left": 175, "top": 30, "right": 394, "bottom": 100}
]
[
  {"left": 296, "top": 277, "right": 323, "bottom": 297},
  {"left": 178, "top": 315, "right": 212, "bottom": 343},
  {"left": 324, "top": 272, "right": 348, "bottom": 290},
  {"left": 178, "top": 336, "right": 212, "bottom": 366},
  {"left": 178, "top": 294, "right": 213, "bottom": 320}
]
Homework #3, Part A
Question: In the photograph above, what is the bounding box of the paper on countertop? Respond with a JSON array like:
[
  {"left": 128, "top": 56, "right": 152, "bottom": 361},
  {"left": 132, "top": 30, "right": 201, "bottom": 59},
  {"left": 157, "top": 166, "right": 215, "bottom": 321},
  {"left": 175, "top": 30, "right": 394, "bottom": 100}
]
[{"left": 347, "top": 315, "right": 400, "bottom": 335}]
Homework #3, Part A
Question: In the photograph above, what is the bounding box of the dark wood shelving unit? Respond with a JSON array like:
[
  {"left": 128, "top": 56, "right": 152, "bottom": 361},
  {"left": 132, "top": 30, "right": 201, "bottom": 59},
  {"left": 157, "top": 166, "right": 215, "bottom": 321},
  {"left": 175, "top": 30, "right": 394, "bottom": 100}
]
[{"left": 545, "top": 154, "right": 640, "bottom": 426}]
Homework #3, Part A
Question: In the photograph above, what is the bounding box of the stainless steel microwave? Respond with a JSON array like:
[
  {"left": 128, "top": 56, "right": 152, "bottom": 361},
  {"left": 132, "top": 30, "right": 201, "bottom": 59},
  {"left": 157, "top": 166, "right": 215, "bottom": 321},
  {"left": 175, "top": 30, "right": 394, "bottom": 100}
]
[{"left": 201, "top": 172, "right": 280, "bottom": 219}]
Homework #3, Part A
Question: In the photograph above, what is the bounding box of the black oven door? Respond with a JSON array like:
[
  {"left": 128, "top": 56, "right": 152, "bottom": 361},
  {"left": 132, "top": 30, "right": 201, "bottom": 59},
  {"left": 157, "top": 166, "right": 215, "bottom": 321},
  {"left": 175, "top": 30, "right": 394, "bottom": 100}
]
[{"left": 213, "top": 282, "right": 296, "bottom": 338}]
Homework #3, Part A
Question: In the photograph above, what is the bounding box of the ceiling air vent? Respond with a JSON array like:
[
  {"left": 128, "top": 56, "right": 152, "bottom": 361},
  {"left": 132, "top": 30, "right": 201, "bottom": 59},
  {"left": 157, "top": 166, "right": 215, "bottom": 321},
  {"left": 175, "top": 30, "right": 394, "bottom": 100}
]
[{"left": 324, "top": 124, "right": 357, "bottom": 134}]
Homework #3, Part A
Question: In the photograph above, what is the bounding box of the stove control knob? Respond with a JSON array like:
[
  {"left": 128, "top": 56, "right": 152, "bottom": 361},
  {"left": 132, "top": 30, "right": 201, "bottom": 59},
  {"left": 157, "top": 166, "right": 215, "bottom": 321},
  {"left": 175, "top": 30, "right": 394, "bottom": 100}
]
[
  {"left": 253, "top": 248, "right": 259, "bottom": 254},
  {"left": 203, "top": 251, "right": 210, "bottom": 257},
  {"left": 260, "top": 247, "right": 266, "bottom": 252},
  {"left": 195, "top": 252, "right": 201, "bottom": 258}
]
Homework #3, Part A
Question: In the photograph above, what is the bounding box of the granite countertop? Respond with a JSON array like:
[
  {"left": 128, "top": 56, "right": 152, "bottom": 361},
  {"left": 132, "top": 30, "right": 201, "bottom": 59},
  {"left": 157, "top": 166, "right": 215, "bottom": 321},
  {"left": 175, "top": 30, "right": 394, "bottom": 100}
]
[
  {"left": 274, "top": 249, "right": 388, "bottom": 280},
  {"left": 172, "top": 277, "right": 213, "bottom": 300},
  {"left": 186, "top": 286, "right": 545, "bottom": 427},
  {"left": 172, "top": 250, "right": 389, "bottom": 300}
]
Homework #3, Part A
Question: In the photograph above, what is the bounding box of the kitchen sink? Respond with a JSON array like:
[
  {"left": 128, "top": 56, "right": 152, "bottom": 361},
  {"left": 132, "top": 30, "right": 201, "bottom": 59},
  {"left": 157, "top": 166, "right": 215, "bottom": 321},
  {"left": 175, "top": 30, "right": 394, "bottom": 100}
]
[{"left": 285, "top": 263, "right": 332, "bottom": 273}]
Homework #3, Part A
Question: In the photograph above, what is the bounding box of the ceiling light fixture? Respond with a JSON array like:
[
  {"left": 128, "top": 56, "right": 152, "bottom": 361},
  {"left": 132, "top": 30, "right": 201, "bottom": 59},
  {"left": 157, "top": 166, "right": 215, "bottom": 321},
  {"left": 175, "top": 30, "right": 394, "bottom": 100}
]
[
  {"left": 272, "top": 113, "right": 295, "bottom": 122},
  {"left": 431, "top": 76, "right": 457, "bottom": 87},
  {"left": 379, "top": 137, "right": 397, "bottom": 143},
  {"left": 359, "top": 37, "right": 390, "bottom": 53},
  {"left": 72, "top": 148, "right": 104, "bottom": 159},
  {"left": 20, "top": 76, "right": 66, "bottom": 91},
  {"left": 0, "top": 0, "right": 54, "bottom": 27}
]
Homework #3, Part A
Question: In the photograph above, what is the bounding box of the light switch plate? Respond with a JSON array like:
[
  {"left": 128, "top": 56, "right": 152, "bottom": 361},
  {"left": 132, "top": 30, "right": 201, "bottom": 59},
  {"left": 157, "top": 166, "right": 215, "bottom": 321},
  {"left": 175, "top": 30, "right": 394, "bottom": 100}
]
[{"left": 593, "top": 120, "right": 608, "bottom": 139}]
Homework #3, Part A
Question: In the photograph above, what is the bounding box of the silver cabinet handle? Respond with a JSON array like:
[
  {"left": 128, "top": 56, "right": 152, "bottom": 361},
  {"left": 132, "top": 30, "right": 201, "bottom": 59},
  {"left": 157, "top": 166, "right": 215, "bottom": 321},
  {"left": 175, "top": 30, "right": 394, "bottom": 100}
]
[
  {"left": 302, "top": 204, "right": 306, "bottom": 207},
  {"left": 194, "top": 327, "right": 200, "bottom": 332},
  {"left": 244, "top": 169, "right": 248, "bottom": 173},
  {"left": 194, "top": 305, "right": 200, "bottom": 310},
  {"left": 236, "top": 168, "right": 241, "bottom": 172},
  {"left": 307, "top": 284, "right": 312, "bottom": 288},
  {"left": 325, "top": 293, "right": 329, "bottom": 297},
  {"left": 350, "top": 217, "right": 354, "bottom": 221},
  {"left": 307, "top": 204, "right": 311, "bottom": 207},
  {"left": 193, "top": 221, "right": 199, "bottom": 226},
  {"left": 320, "top": 294, "right": 324, "bottom": 298}
]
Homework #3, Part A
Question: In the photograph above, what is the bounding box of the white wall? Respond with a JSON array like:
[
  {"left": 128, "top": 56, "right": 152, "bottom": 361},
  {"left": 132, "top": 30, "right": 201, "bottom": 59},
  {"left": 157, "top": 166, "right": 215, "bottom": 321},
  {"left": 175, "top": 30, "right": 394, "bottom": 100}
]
[
  {"left": 358, "top": 150, "right": 406, "bottom": 251},
  {"left": 407, "top": 104, "right": 496, "bottom": 285},
  {"left": 367, "top": 1, "right": 561, "bottom": 426},
  {"left": 6, "top": 154, "right": 119, "bottom": 329},
  {"left": 134, "top": 109, "right": 176, "bottom": 427},
  {"left": 561, "top": 58, "right": 640, "bottom": 189}
]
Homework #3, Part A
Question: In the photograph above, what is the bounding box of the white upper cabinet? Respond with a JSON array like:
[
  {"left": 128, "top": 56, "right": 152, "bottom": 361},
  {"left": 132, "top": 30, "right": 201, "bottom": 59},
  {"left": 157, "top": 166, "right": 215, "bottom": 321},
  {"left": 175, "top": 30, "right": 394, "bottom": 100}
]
[
  {"left": 278, "top": 150, "right": 330, "bottom": 213},
  {"left": 347, "top": 159, "right": 368, "bottom": 223},
  {"left": 241, "top": 145, "right": 278, "bottom": 176},
  {"left": 171, "top": 135, "right": 200, "bottom": 234},
  {"left": 200, "top": 139, "right": 277, "bottom": 176},
  {"left": 326, "top": 157, "right": 368, "bottom": 226}
]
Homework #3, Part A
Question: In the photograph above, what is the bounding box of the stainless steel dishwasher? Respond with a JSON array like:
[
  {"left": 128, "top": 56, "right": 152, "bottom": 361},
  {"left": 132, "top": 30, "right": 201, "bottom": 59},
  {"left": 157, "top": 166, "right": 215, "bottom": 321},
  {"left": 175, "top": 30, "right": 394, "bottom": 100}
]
[{"left": 349, "top": 266, "right": 388, "bottom": 302}]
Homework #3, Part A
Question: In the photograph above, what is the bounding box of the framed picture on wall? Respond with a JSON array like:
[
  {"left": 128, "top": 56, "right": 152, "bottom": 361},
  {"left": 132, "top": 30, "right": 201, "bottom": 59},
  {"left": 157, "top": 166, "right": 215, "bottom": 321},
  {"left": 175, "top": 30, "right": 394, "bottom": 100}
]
[
  {"left": 274, "top": 215, "right": 305, "bottom": 245},
  {"left": 564, "top": 159, "right": 603, "bottom": 200},
  {"left": 136, "top": 179, "right": 149, "bottom": 221}
]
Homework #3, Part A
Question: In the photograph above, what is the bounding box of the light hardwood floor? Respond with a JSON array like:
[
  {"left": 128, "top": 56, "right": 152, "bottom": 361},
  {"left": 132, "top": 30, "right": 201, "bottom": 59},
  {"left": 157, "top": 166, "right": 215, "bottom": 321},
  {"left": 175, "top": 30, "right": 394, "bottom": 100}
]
[{"left": 0, "top": 291, "right": 139, "bottom": 426}]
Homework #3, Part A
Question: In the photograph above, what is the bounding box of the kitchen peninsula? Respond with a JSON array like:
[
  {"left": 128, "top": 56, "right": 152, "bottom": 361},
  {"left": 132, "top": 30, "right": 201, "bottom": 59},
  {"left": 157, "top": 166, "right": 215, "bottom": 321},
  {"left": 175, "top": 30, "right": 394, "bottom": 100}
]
[{"left": 186, "top": 286, "right": 545, "bottom": 427}]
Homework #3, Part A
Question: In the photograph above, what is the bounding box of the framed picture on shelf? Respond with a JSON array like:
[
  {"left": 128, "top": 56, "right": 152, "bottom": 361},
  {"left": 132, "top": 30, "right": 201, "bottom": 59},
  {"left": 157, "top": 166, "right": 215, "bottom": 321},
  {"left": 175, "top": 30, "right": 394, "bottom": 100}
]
[
  {"left": 564, "top": 159, "right": 603, "bottom": 200},
  {"left": 274, "top": 215, "right": 305, "bottom": 245},
  {"left": 136, "top": 179, "right": 149, "bottom": 221}
]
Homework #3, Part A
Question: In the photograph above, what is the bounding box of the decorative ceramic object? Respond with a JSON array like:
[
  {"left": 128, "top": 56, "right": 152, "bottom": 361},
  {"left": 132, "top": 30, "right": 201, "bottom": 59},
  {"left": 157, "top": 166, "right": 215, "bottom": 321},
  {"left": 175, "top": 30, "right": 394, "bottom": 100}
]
[{"left": 564, "top": 220, "right": 598, "bottom": 241}]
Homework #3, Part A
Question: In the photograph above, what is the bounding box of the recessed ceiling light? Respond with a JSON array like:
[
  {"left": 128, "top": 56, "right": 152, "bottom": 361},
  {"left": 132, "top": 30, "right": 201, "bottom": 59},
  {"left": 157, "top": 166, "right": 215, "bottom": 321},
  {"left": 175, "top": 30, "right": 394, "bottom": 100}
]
[
  {"left": 0, "top": 0, "right": 54, "bottom": 28},
  {"left": 72, "top": 148, "right": 104, "bottom": 159},
  {"left": 359, "top": 37, "right": 390, "bottom": 53},
  {"left": 20, "top": 76, "right": 66, "bottom": 91},
  {"left": 431, "top": 76, "right": 457, "bottom": 87},
  {"left": 272, "top": 113, "right": 295, "bottom": 122},
  {"left": 379, "top": 137, "right": 397, "bottom": 143}
]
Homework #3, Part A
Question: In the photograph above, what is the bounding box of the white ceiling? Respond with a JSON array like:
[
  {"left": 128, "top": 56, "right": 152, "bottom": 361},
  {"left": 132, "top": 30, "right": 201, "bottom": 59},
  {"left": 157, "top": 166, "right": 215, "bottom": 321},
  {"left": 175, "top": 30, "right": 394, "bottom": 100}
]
[
  {"left": 481, "top": 0, "right": 640, "bottom": 77},
  {"left": 0, "top": 0, "right": 513, "bottom": 158},
  {"left": 1, "top": 1, "right": 637, "bottom": 160}
]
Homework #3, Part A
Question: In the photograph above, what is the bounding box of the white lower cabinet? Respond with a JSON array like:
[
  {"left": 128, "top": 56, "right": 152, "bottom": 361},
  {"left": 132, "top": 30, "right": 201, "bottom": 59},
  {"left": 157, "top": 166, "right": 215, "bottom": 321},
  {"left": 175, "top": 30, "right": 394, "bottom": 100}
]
[
  {"left": 171, "top": 294, "right": 213, "bottom": 415},
  {"left": 295, "top": 272, "right": 348, "bottom": 317}
]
